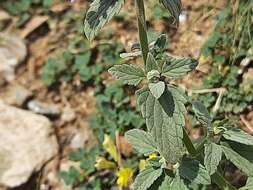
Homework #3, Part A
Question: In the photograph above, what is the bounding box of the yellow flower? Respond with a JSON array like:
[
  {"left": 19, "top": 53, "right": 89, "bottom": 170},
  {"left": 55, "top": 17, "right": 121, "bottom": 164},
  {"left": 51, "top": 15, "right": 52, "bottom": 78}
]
[
  {"left": 148, "top": 153, "right": 157, "bottom": 159},
  {"left": 103, "top": 134, "right": 119, "bottom": 162},
  {"left": 199, "top": 54, "right": 211, "bottom": 65},
  {"left": 139, "top": 159, "right": 147, "bottom": 171},
  {"left": 116, "top": 167, "right": 133, "bottom": 187},
  {"left": 95, "top": 157, "right": 117, "bottom": 171}
]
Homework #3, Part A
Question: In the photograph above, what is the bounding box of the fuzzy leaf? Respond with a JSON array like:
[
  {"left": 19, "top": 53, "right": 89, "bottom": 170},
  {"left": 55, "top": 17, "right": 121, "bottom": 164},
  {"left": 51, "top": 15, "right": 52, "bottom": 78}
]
[
  {"left": 171, "top": 175, "right": 188, "bottom": 190},
  {"left": 148, "top": 174, "right": 173, "bottom": 190},
  {"left": 156, "top": 175, "right": 172, "bottom": 190},
  {"left": 109, "top": 64, "right": 145, "bottom": 86},
  {"left": 222, "top": 145, "right": 253, "bottom": 176},
  {"left": 162, "top": 56, "right": 198, "bottom": 79},
  {"left": 136, "top": 85, "right": 187, "bottom": 163},
  {"left": 179, "top": 157, "right": 211, "bottom": 185},
  {"left": 148, "top": 81, "right": 166, "bottom": 99},
  {"left": 192, "top": 101, "right": 212, "bottom": 127},
  {"left": 125, "top": 129, "right": 157, "bottom": 155},
  {"left": 133, "top": 166, "right": 163, "bottom": 190},
  {"left": 159, "top": 0, "right": 182, "bottom": 25},
  {"left": 227, "top": 141, "right": 253, "bottom": 163},
  {"left": 223, "top": 128, "right": 253, "bottom": 146},
  {"left": 204, "top": 142, "right": 222, "bottom": 175},
  {"left": 84, "top": 0, "right": 124, "bottom": 40},
  {"left": 154, "top": 34, "right": 167, "bottom": 52},
  {"left": 146, "top": 53, "right": 159, "bottom": 72}
]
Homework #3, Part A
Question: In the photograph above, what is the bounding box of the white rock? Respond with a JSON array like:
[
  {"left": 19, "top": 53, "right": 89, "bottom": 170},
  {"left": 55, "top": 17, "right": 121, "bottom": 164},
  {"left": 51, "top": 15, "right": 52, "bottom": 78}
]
[
  {"left": 27, "top": 100, "right": 60, "bottom": 117},
  {"left": 179, "top": 11, "right": 187, "bottom": 23},
  {"left": 0, "top": 33, "right": 27, "bottom": 83},
  {"left": 0, "top": 102, "right": 58, "bottom": 188},
  {"left": 70, "top": 131, "right": 86, "bottom": 149},
  {"left": 61, "top": 106, "right": 76, "bottom": 123},
  {"left": 69, "top": 121, "right": 97, "bottom": 149}
]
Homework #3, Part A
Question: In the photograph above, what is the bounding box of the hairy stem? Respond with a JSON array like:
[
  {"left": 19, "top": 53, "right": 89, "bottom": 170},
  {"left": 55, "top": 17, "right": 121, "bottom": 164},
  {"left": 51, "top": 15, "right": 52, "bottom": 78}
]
[
  {"left": 183, "top": 129, "right": 198, "bottom": 156},
  {"left": 182, "top": 128, "right": 237, "bottom": 190},
  {"left": 135, "top": 0, "right": 149, "bottom": 65}
]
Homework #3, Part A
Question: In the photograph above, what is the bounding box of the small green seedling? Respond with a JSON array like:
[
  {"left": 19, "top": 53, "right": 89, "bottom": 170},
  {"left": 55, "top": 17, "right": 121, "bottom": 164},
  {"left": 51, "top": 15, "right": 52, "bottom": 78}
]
[{"left": 84, "top": 0, "right": 253, "bottom": 189}]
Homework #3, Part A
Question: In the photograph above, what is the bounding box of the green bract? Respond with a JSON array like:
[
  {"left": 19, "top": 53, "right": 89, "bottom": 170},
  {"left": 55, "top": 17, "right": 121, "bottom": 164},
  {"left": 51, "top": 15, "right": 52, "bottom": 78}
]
[
  {"left": 85, "top": 0, "right": 253, "bottom": 189},
  {"left": 147, "top": 70, "right": 160, "bottom": 81},
  {"left": 148, "top": 81, "right": 165, "bottom": 99}
]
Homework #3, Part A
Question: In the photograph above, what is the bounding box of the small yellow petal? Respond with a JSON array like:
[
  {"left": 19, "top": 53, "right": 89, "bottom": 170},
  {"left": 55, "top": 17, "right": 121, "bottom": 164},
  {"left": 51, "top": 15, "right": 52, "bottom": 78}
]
[
  {"left": 139, "top": 159, "right": 147, "bottom": 171},
  {"left": 199, "top": 54, "right": 211, "bottom": 65},
  {"left": 95, "top": 157, "right": 116, "bottom": 171},
  {"left": 103, "top": 134, "right": 119, "bottom": 162},
  {"left": 148, "top": 153, "right": 157, "bottom": 159},
  {"left": 116, "top": 167, "right": 133, "bottom": 187}
]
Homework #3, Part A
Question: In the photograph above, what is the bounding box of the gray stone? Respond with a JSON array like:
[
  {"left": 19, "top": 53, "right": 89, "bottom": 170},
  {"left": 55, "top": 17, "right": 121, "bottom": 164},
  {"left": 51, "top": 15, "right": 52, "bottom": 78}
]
[
  {"left": 0, "top": 33, "right": 27, "bottom": 83},
  {"left": 27, "top": 100, "right": 60, "bottom": 117},
  {"left": 70, "top": 121, "right": 97, "bottom": 149},
  {"left": 61, "top": 106, "right": 76, "bottom": 123},
  {"left": 0, "top": 102, "right": 58, "bottom": 188}
]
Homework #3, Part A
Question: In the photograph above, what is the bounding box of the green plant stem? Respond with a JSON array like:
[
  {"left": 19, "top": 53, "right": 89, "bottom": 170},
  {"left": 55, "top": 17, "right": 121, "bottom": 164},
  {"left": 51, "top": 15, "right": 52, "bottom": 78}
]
[
  {"left": 195, "top": 137, "right": 207, "bottom": 153},
  {"left": 135, "top": 0, "right": 149, "bottom": 65},
  {"left": 182, "top": 128, "right": 237, "bottom": 190},
  {"left": 183, "top": 129, "right": 198, "bottom": 156}
]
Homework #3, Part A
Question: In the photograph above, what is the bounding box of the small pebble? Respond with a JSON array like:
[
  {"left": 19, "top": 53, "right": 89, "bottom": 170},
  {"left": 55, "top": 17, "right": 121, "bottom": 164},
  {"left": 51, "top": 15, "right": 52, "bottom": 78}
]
[{"left": 27, "top": 100, "right": 60, "bottom": 117}]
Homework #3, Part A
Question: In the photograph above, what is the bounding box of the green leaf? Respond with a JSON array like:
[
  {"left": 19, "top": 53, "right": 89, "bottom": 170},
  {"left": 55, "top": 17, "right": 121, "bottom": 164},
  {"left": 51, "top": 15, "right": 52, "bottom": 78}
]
[
  {"left": 227, "top": 141, "right": 253, "bottom": 163},
  {"left": 156, "top": 175, "right": 172, "bottom": 190},
  {"left": 108, "top": 64, "right": 145, "bottom": 86},
  {"left": 162, "top": 56, "right": 198, "bottom": 79},
  {"left": 125, "top": 129, "right": 157, "bottom": 155},
  {"left": 204, "top": 142, "right": 223, "bottom": 175},
  {"left": 146, "top": 53, "right": 159, "bottom": 72},
  {"left": 240, "top": 177, "right": 253, "bottom": 190},
  {"left": 60, "top": 167, "right": 84, "bottom": 186},
  {"left": 204, "top": 32, "right": 222, "bottom": 48},
  {"left": 179, "top": 157, "right": 211, "bottom": 185},
  {"left": 43, "top": 0, "right": 53, "bottom": 7},
  {"left": 148, "top": 157, "right": 167, "bottom": 168},
  {"left": 84, "top": 0, "right": 124, "bottom": 40},
  {"left": 133, "top": 166, "right": 163, "bottom": 190},
  {"left": 222, "top": 128, "right": 253, "bottom": 146},
  {"left": 222, "top": 145, "right": 253, "bottom": 176},
  {"left": 74, "top": 53, "right": 91, "bottom": 69},
  {"left": 148, "top": 81, "right": 166, "bottom": 99},
  {"left": 159, "top": 0, "right": 182, "bottom": 25},
  {"left": 171, "top": 175, "right": 188, "bottom": 190},
  {"left": 148, "top": 174, "right": 173, "bottom": 190},
  {"left": 192, "top": 101, "right": 212, "bottom": 127},
  {"left": 136, "top": 85, "right": 187, "bottom": 163},
  {"left": 147, "top": 70, "right": 160, "bottom": 81},
  {"left": 154, "top": 34, "right": 167, "bottom": 52}
]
